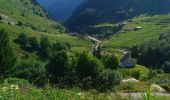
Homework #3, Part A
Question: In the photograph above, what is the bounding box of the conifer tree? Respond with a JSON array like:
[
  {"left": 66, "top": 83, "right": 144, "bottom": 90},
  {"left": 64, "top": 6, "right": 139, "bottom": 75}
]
[{"left": 0, "top": 29, "right": 16, "bottom": 76}]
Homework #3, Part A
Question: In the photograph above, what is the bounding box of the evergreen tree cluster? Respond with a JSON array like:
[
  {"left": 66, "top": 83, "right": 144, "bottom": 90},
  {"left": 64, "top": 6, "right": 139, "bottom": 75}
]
[
  {"left": 131, "top": 32, "right": 170, "bottom": 73},
  {"left": 0, "top": 29, "right": 16, "bottom": 76}
]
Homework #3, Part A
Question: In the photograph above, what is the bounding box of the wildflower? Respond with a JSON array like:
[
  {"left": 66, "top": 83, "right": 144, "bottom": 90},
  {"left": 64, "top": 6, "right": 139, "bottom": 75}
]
[
  {"left": 2, "top": 86, "right": 9, "bottom": 92},
  {"left": 77, "top": 93, "right": 84, "bottom": 98},
  {"left": 10, "top": 85, "right": 19, "bottom": 90}
]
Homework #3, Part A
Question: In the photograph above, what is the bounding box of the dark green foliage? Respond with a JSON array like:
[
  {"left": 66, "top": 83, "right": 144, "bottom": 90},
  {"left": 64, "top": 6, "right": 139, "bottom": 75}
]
[
  {"left": 28, "top": 37, "right": 39, "bottom": 50},
  {"left": 13, "top": 59, "right": 46, "bottom": 85},
  {"left": 3, "top": 77, "right": 30, "bottom": 87},
  {"left": 131, "top": 70, "right": 141, "bottom": 80},
  {"left": 97, "top": 69, "right": 122, "bottom": 91},
  {"left": 104, "top": 54, "right": 119, "bottom": 70},
  {"left": 148, "top": 69, "right": 158, "bottom": 79},
  {"left": 0, "top": 29, "right": 16, "bottom": 76},
  {"left": 14, "top": 33, "right": 31, "bottom": 52},
  {"left": 17, "top": 32, "right": 29, "bottom": 46},
  {"left": 17, "top": 21, "right": 23, "bottom": 26},
  {"left": 164, "top": 61, "right": 170, "bottom": 73},
  {"left": 0, "top": 16, "right": 2, "bottom": 20},
  {"left": 52, "top": 41, "right": 69, "bottom": 51},
  {"left": 47, "top": 51, "right": 69, "bottom": 83},
  {"left": 39, "top": 35, "right": 51, "bottom": 59},
  {"left": 76, "top": 52, "right": 104, "bottom": 79},
  {"left": 131, "top": 32, "right": 170, "bottom": 72}
]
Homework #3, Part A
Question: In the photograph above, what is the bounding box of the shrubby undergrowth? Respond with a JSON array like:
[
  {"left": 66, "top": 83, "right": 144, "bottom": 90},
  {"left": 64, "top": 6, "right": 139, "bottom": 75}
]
[{"left": 0, "top": 29, "right": 122, "bottom": 91}]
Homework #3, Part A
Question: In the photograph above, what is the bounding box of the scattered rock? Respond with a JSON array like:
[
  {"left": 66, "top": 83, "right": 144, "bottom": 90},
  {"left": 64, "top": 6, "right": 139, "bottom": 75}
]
[
  {"left": 151, "top": 84, "right": 166, "bottom": 93},
  {"left": 122, "top": 78, "right": 139, "bottom": 83}
]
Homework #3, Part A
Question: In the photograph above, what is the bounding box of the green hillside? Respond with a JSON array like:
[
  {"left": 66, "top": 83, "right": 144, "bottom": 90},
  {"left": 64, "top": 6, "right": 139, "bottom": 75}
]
[
  {"left": 0, "top": 0, "right": 90, "bottom": 57},
  {"left": 102, "top": 14, "right": 170, "bottom": 51}
]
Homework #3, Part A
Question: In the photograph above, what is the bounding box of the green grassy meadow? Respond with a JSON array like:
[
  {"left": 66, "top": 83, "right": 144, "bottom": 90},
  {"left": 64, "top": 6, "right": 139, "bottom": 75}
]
[{"left": 102, "top": 14, "right": 170, "bottom": 51}]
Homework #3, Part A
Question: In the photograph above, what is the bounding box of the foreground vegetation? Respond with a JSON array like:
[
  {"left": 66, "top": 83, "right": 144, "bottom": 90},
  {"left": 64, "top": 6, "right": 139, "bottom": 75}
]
[{"left": 0, "top": 78, "right": 169, "bottom": 100}]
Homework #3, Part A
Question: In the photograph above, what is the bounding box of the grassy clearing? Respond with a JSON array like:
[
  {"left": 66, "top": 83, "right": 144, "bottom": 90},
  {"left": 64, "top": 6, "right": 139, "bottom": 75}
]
[{"left": 118, "top": 65, "right": 150, "bottom": 80}]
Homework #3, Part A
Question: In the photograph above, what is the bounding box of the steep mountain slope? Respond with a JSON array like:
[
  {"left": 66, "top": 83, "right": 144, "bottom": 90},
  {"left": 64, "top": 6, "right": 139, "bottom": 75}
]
[
  {"left": 66, "top": 0, "right": 170, "bottom": 34},
  {"left": 0, "top": 0, "right": 90, "bottom": 57},
  {"left": 36, "top": 0, "right": 85, "bottom": 21}
]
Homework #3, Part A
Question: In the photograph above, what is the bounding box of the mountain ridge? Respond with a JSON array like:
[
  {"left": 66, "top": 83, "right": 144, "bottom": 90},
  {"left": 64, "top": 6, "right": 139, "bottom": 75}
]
[
  {"left": 36, "top": 0, "right": 85, "bottom": 21},
  {"left": 66, "top": 0, "right": 170, "bottom": 34}
]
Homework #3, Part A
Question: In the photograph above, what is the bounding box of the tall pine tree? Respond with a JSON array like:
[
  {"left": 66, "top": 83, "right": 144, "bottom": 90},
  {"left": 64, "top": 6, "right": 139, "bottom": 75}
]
[{"left": 0, "top": 29, "right": 16, "bottom": 76}]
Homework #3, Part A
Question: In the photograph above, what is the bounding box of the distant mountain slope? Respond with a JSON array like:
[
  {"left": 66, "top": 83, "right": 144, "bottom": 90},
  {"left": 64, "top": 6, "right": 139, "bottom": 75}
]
[
  {"left": 66, "top": 0, "right": 170, "bottom": 34},
  {"left": 36, "top": 0, "right": 84, "bottom": 21}
]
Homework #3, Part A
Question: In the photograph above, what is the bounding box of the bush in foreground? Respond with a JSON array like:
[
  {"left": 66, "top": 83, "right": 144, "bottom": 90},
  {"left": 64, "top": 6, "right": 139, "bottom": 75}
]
[
  {"left": 13, "top": 59, "right": 46, "bottom": 85},
  {"left": 76, "top": 52, "right": 104, "bottom": 79},
  {"left": 97, "top": 69, "right": 122, "bottom": 91},
  {"left": 47, "top": 50, "right": 70, "bottom": 84}
]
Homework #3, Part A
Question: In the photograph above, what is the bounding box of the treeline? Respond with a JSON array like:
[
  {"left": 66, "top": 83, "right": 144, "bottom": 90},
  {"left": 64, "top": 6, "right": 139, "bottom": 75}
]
[
  {"left": 0, "top": 28, "right": 121, "bottom": 91},
  {"left": 131, "top": 32, "right": 170, "bottom": 73}
]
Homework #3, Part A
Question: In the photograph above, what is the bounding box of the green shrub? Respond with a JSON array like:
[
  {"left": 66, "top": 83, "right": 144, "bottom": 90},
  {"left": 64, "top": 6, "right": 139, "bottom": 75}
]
[
  {"left": 76, "top": 52, "right": 104, "bottom": 79},
  {"left": 39, "top": 35, "right": 51, "bottom": 59},
  {"left": 148, "top": 69, "right": 158, "bottom": 79},
  {"left": 164, "top": 61, "right": 170, "bottom": 73},
  {"left": 103, "top": 54, "right": 119, "bottom": 70},
  {"left": 0, "top": 29, "right": 16, "bottom": 76},
  {"left": 13, "top": 59, "right": 46, "bottom": 85},
  {"left": 52, "top": 41, "right": 69, "bottom": 51},
  {"left": 17, "top": 21, "right": 23, "bottom": 26},
  {"left": 131, "top": 70, "right": 141, "bottom": 80},
  {"left": 97, "top": 69, "right": 122, "bottom": 91},
  {"left": 47, "top": 50, "right": 69, "bottom": 83},
  {"left": 76, "top": 52, "right": 104, "bottom": 89},
  {"left": 28, "top": 37, "right": 39, "bottom": 50},
  {"left": 3, "top": 77, "right": 30, "bottom": 87},
  {"left": 16, "top": 32, "right": 29, "bottom": 46},
  {"left": 119, "top": 65, "right": 149, "bottom": 80}
]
